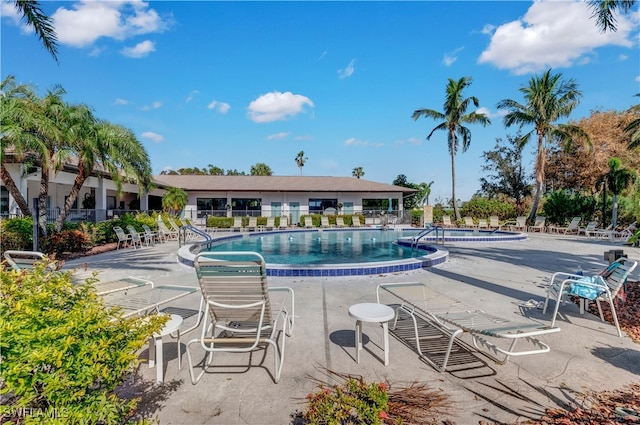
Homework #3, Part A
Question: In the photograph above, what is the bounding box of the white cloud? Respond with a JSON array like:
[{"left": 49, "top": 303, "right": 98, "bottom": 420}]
[
  {"left": 443, "top": 47, "right": 464, "bottom": 66},
  {"left": 475, "top": 107, "right": 505, "bottom": 119},
  {"left": 185, "top": 90, "right": 199, "bottom": 103},
  {"left": 142, "top": 100, "right": 162, "bottom": 110},
  {"left": 338, "top": 59, "right": 356, "bottom": 79},
  {"left": 636, "top": 75, "right": 640, "bottom": 82},
  {"left": 393, "top": 137, "right": 422, "bottom": 147},
  {"left": 114, "top": 98, "right": 130, "bottom": 105},
  {"left": 478, "top": 0, "right": 636, "bottom": 75},
  {"left": 207, "top": 100, "right": 231, "bottom": 114},
  {"left": 1, "top": 2, "right": 21, "bottom": 25},
  {"left": 295, "top": 135, "right": 314, "bottom": 141},
  {"left": 51, "top": 0, "right": 169, "bottom": 48},
  {"left": 344, "top": 137, "right": 383, "bottom": 147},
  {"left": 408, "top": 137, "right": 422, "bottom": 146},
  {"left": 619, "top": 54, "right": 628, "bottom": 61},
  {"left": 141, "top": 131, "right": 164, "bottom": 143},
  {"left": 481, "top": 24, "right": 495, "bottom": 35},
  {"left": 247, "top": 91, "right": 314, "bottom": 123},
  {"left": 318, "top": 51, "right": 328, "bottom": 61},
  {"left": 121, "top": 40, "right": 155, "bottom": 58},
  {"left": 267, "top": 132, "right": 290, "bottom": 140}
]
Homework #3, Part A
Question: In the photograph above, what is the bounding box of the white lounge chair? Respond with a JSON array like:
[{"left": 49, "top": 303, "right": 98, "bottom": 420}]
[
  {"left": 3, "top": 250, "right": 48, "bottom": 270},
  {"left": 489, "top": 216, "right": 500, "bottom": 229},
  {"left": 126, "top": 225, "right": 145, "bottom": 249},
  {"left": 351, "top": 216, "right": 362, "bottom": 228},
  {"left": 113, "top": 226, "right": 133, "bottom": 249},
  {"left": 336, "top": 217, "right": 345, "bottom": 228},
  {"left": 278, "top": 216, "right": 289, "bottom": 230},
  {"left": 477, "top": 218, "right": 488, "bottom": 229},
  {"left": 504, "top": 216, "right": 527, "bottom": 232},
  {"left": 186, "top": 252, "right": 294, "bottom": 384},
  {"left": 376, "top": 282, "right": 560, "bottom": 372},
  {"left": 542, "top": 258, "right": 638, "bottom": 337},
  {"left": 441, "top": 215, "right": 454, "bottom": 228},
  {"left": 549, "top": 217, "right": 581, "bottom": 235},
  {"left": 321, "top": 216, "right": 332, "bottom": 228},
  {"left": 463, "top": 216, "right": 476, "bottom": 228},
  {"left": 577, "top": 221, "right": 598, "bottom": 238},
  {"left": 143, "top": 224, "right": 163, "bottom": 244},
  {"left": 528, "top": 216, "right": 546, "bottom": 233},
  {"left": 231, "top": 217, "right": 243, "bottom": 232},
  {"left": 157, "top": 219, "right": 178, "bottom": 240},
  {"left": 263, "top": 217, "right": 276, "bottom": 231},
  {"left": 246, "top": 216, "right": 258, "bottom": 231}
]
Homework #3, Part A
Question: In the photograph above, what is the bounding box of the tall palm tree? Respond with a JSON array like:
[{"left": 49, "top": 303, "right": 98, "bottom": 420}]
[
  {"left": 417, "top": 181, "right": 435, "bottom": 206},
  {"left": 9, "top": 0, "right": 58, "bottom": 62},
  {"left": 497, "top": 69, "right": 589, "bottom": 222},
  {"left": 0, "top": 76, "right": 38, "bottom": 216},
  {"left": 295, "top": 151, "right": 308, "bottom": 175},
  {"left": 412, "top": 76, "right": 490, "bottom": 220},
  {"left": 352, "top": 166, "right": 364, "bottom": 178},
  {"left": 588, "top": 0, "right": 636, "bottom": 32},
  {"left": 599, "top": 157, "right": 636, "bottom": 228}
]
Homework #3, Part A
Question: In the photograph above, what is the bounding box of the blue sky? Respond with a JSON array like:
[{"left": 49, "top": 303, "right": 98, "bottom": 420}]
[{"left": 2, "top": 0, "right": 639, "bottom": 203}]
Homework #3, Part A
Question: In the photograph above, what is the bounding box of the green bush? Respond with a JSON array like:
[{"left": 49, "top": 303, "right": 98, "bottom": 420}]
[
  {"left": 40, "top": 229, "right": 92, "bottom": 256},
  {"left": 460, "top": 197, "right": 516, "bottom": 221},
  {"left": 299, "top": 378, "right": 390, "bottom": 425},
  {"left": 1, "top": 217, "right": 34, "bottom": 250},
  {"left": 0, "top": 261, "right": 166, "bottom": 424},
  {"left": 543, "top": 191, "right": 597, "bottom": 225}
]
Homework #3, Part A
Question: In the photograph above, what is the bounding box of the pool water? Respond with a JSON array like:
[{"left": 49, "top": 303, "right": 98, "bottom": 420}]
[{"left": 207, "top": 229, "right": 424, "bottom": 265}]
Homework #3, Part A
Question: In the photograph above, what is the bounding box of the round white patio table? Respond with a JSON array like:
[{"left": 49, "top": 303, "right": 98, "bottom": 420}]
[
  {"left": 149, "top": 314, "right": 183, "bottom": 383},
  {"left": 348, "top": 303, "right": 396, "bottom": 366}
]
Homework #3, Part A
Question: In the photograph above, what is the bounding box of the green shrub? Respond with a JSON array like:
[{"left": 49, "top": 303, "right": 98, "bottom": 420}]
[
  {"left": 40, "top": 229, "right": 91, "bottom": 256},
  {"left": 299, "top": 377, "right": 390, "bottom": 425},
  {"left": 0, "top": 262, "right": 166, "bottom": 424},
  {"left": 543, "top": 191, "right": 597, "bottom": 225},
  {"left": 1, "top": 217, "right": 33, "bottom": 250},
  {"left": 460, "top": 197, "right": 516, "bottom": 221}
]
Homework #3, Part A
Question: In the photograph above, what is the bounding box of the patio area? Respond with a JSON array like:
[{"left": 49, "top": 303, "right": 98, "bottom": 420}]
[{"left": 64, "top": 232, "right": 640, "bottom": 424}]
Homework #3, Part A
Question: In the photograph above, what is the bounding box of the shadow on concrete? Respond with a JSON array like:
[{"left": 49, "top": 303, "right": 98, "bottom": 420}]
[{"left": 591, "top": 345, "right": 640, "bottom": 375}]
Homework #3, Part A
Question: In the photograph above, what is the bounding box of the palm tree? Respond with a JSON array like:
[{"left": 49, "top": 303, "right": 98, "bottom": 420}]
[
  {"left": 624, "top": 93, "right": 640, "bottom": 150},
  {"left": 56, "top": 118, "right": 153, "bottom": 232},
  {"left": 417, "top": 181, "right": 435, "bottom": 206},
  {"left": 8, "top": 0, "right": 58, "bottom": 62},
  {"left": 352, "top": 167, "right": 364, "bottom": 178},
  {"left": 588, "top": 0, "right": 636, "bottom": 32},
  {"left": 412, "top": 76, "right": 490, "bottom": 220},
  {"left": 497, "top": 69, "right": 589, "bottom": 222},
  {"left": 0, "top": 76, "right": 38, "bottom": 216},
  {"left": 250, "top": 162, "right": 273, "bottom": 176},
  {"left": 162, "top": 187, "right": 188, "bottom": 216},
  {"left": 599, "top": 157, "right": 636, "bottom": 228},
  {"left": 295, "top": 151, "right": 308, "bottom": 175}
]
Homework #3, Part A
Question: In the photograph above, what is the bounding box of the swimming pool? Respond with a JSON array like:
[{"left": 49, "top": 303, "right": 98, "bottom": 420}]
[{"left": 177, "top": 228, "right": 526, "bottom": 277}]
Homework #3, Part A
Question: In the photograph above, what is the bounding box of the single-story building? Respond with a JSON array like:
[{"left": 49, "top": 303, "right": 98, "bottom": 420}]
[{"left": 1, "top": 163, "right": 417, "bottom": 225}]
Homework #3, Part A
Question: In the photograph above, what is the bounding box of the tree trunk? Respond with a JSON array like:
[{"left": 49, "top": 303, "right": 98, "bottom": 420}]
[
  {"left": 55, "top": 163, "right": 87, "bottom": 232},
  {"left": 529, "top": 135, "right": 546, "bottom": 223},
  {"left": 450, "top": 135, "right": 460, "bottom": 221},
  {"left": 611, "top": 194, "right": 619, "bottom": 228},
  {"left": 0, "top": 164, "right": 31, "bottom": 216},
  {"left": 38, "top": 171, "right": 50, "bottom": 239}
]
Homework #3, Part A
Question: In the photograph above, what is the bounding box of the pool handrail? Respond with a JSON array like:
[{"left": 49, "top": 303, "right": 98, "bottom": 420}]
[
  {"left": 179, "top": 225, "right": 214, "bottom": 248},
  {"left": 411, "top": 225, "right": 445, "bottom": 249}
]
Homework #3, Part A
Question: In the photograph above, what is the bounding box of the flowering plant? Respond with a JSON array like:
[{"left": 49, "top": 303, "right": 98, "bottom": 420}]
[{"left": 301, "top": 377, "right": 392, "bottom": 425}]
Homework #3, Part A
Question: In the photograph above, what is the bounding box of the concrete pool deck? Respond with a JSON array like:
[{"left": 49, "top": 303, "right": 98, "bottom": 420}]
[{"left": 64, "top": 232, "right": 640, "bottom": 424}]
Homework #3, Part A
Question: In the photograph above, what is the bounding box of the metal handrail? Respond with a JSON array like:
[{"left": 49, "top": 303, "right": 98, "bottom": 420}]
[
  {"left": 179, "top": 225, "right": 214, "bottom": 248},
  {"left": 411, "top": 225, "right": 445, "bottom": 250}
]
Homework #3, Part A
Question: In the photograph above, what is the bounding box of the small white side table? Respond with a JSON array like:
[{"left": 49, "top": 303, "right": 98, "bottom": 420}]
[
  {"left": 149, "top": 314, "right": 183, "bottom": 383},
  {"left": 348, "top": 303, "right": 396, "bottom": 365}
]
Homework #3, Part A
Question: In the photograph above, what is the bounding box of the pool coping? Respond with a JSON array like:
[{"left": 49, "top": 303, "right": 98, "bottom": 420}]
[{"left": 177, "top": 228, "right": 450, "bottom": 277}]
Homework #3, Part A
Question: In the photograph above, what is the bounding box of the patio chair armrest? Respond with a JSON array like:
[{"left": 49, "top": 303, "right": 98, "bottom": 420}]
[{"left": 268, "top": 286, "right": 295, "bottom": 334}]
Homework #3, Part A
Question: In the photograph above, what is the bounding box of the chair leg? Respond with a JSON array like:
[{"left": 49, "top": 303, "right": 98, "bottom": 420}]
[{"left": 608, "top": 300, "right": 623, "bottom": 337}]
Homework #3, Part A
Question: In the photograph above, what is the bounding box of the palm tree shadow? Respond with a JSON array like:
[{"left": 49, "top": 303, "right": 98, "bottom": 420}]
[
  {"left": 117, "top": 371, "right": 183, "bottom": 421},
  {"left": 591, "top": 345, "right": 640, "bottom": 375}
]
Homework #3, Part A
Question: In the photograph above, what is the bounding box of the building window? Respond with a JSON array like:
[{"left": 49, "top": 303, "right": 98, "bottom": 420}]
[
  {"left": 362, "top": 198, "right": 396, "bottom": 212},
  {"left": 231, "top": 198, "right": 261, "bottom": 212},
  {"left": 308, "top": 198, "right": 337, "bottom": 213},
  {"left": 196, "top": 198, "right": 227, "bottom": 217},
  {"left": 0, "top": 186, "right": 8, "bottom": 216}
]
